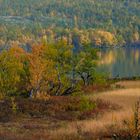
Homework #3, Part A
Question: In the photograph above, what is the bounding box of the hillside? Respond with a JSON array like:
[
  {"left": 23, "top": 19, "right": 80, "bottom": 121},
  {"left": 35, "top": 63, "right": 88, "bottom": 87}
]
[{"left": 0, "top": 0, "right": 140, "bottom": 48}]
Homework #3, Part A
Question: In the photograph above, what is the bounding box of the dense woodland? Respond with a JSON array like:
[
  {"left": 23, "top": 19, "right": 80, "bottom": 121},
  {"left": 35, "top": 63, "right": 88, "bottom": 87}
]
[{"left": 0, "top": 0, "right": 140, "bottom": 50}]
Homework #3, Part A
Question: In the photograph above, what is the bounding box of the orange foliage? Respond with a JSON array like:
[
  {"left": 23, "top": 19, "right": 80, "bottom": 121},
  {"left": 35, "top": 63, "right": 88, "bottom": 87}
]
[{"left": 28, "top": 44, "right": 57, "bottom": 97}]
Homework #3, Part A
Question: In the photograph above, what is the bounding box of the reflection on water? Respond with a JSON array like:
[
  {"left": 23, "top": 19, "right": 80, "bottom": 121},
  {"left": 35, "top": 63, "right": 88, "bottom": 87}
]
[{"left": 98, "top": 47, "right": 140, "bottom": 78}]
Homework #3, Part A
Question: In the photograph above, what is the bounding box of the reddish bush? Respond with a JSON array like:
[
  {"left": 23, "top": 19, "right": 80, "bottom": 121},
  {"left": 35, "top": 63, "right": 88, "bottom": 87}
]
[
  {"left": 82, "top": 84, "right": 111, "bottom": 94},
  {"left": 0, "top": 96, "right": 119, "bottom": 122},
  {"left": 0, "top": 100, "right": 15, "bottom": 122}
]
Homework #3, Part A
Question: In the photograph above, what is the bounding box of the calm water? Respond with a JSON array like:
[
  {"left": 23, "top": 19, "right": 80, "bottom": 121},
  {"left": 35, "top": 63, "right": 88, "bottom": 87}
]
[{"left": 98, "top": 47, "right": 140, "bottom": 78}]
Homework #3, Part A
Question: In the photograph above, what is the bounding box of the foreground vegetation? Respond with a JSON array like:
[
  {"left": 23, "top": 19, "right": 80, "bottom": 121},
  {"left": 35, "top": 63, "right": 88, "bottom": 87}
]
[
  {"left": 0, "top": 41, "right": 105, "bottom": 98},
  {"left": 0, "top": 81, "right": 140, "bottom": 140},
  {"left": 1, "top": 40, "right": 139, "bottom": 139},
  {"left": 0, "top": 96, "right": 118, "bottom": 122}
]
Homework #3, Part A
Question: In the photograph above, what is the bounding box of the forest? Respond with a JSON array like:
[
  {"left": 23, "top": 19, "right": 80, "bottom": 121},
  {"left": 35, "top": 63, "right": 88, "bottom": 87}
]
[{"left": 0, "top": 0, "right": 140, "bottom": 50}]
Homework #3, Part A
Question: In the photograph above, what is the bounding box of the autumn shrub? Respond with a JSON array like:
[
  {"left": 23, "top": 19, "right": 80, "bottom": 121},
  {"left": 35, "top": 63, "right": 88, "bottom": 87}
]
[
  {"left": 78, "top": 96, "right": 96, "bottom": 111},
  {"left": 0, "top": 99, "right": 14, "bottom": 122},
  {"left": 0, "top": 92, "right": 5, "bottom": 100},
  {"left": 121, "top": 100, "right": 140, "bottom": 139},
  {"left": 82, "top": 83, "right": 110, "bottom": 94},
  {"left": 32, "top": 92, "right": 50, "bottom": 101},
  {"left": 0, "top": 96, "right": 119, "bottom": 122},
  {"left": 100, "top": 100, "right": 140, "bottom": 140},
  {"left": 11, "top": 97, "right": 18, "bottom": 113}
]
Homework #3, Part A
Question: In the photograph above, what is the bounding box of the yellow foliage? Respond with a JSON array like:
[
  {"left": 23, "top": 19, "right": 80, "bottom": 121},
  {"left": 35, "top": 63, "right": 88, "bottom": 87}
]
[
  {"left": 133, "top": 32, "right": 139, "bottom": 42},
  {"left": 28, "top": 44, "right": 57, "bottom": 95},
  {"left": 95, "top": 30, "right": 117, "bottom": 46},
  {"left": 0, "top": 46, "right": 27, "bottom": 96},
  {"left": 32, "top": 91, "right": 50, "bottom": 101}
]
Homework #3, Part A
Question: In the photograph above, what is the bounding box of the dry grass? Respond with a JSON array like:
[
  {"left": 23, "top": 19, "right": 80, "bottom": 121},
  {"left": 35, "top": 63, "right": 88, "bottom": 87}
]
[
  {"left": 0, "top": 80, "right": 140, "bottom": 140},
  {"left": 45, "top": 81, "right": 140, "bottom": 139},
  {"left": 115, "top": 80, "right": 140, "bottom": 89},
  {"left": 94, "top": 88, "right": 140, "bottom": 108},
  {"left": 52, "top": 81, "right": 140, "bottom": 139},
  {"left": 48, "top": 109, "right": 133, "bottom": 139}
]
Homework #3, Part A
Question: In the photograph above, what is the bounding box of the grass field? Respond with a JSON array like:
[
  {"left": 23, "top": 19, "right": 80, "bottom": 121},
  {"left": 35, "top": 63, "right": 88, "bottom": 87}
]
[
  {"left": 0, "top": 80, "right": 140, "bottom": 140},
  {"left": 50, "top": 81, "right": 140, "bottom": 139}
]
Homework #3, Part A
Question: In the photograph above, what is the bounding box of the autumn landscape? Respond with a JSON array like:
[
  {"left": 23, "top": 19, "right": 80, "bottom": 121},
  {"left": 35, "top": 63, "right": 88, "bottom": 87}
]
[{"left": 0, "top": 0, "right": 140, "bottom": 140}]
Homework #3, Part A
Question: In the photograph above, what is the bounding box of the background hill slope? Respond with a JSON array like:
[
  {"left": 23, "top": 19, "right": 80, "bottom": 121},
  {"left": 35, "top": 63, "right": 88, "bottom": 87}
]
[{"left": 0, "top": 0, "right": 140, "bottom": 47}]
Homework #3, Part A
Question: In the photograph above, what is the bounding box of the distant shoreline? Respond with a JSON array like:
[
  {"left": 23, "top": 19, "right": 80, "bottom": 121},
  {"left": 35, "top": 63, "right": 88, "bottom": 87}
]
[
  {"left": 93, "top": 44, "right": 140, "bottom": 49},
  {"left": 108, "top": 76, "right": 140, "bottom": 81}
]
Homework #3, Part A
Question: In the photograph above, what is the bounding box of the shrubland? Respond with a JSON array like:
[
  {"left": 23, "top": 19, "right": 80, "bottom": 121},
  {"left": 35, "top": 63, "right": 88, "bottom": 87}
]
[
  {"left": 0, "top": 41, "right": 105, "bottom": 98},
  {"left": 0, "top": 41, "right": 114, "bottom": 123}
]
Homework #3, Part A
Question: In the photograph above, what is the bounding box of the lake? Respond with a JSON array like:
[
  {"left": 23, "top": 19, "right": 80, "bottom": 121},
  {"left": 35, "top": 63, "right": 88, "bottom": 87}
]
[{"left": 98, "top": 47, "right": 140, "bottom": 78}]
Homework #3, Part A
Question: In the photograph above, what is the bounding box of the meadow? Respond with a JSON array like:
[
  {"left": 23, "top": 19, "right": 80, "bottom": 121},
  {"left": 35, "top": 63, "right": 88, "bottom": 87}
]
[{"left": 0, "top": 80, "right": 140, "bottom": 140}]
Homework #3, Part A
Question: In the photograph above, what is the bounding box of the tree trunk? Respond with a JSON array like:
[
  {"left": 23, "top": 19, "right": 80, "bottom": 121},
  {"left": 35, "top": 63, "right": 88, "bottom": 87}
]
[
  {"left": 61, "top": 87, "right": 77, "bottom": 96},
  {"left": 55, "top": 82, "right": 63, "bottom": 96}
]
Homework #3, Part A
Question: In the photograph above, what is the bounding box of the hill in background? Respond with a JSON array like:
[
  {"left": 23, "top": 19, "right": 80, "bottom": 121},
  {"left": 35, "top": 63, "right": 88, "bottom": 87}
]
[{"left": 0, "top": 0, "right": 140, "bottom": 48}]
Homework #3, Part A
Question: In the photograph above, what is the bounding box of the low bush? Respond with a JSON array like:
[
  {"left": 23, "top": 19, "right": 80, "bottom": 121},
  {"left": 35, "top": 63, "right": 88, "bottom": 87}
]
[
  {"left": 0, "top": 96, "right": 119, "bottom": 122},
  {"left": 0, "top": 99, "right": 15, "bottom": 122},
  {"left": 82, "top": 83, "right": 111, "bottom": 94}
]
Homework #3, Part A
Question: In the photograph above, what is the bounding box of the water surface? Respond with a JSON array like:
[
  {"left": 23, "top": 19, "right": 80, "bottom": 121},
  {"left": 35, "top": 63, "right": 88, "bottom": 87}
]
[{"left": 98, "top": 47, "right": 140, "bottom": 78}]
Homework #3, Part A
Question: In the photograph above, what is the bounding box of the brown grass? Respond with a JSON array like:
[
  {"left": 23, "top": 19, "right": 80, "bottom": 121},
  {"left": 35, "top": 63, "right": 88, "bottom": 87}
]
[
  {"left": 115, "top": 80, "right": 140, "bottom": 89},
  {"left": 0, "top": 80, "right": 140, "bottom": 140},
  {"left": 51, "top": 81, "right": 140, "bottom": 139}
]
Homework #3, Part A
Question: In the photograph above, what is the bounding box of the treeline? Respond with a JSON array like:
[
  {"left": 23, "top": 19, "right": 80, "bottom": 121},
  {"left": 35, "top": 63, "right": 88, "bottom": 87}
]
[
  {"left": 0, "top": 0, "right": 140, "bottom": 48},
  {"left": 0, "top": 41, "right": 104, "bottom": 98},
  {"left": 0, "top": 27, "right": 118, "bottom": 51}
]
